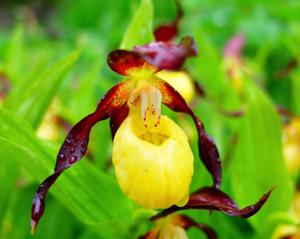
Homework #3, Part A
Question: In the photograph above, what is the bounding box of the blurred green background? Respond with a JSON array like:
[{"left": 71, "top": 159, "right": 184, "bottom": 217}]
[{"left": 0, "top": 0, "right": 299, "bottom": 238}]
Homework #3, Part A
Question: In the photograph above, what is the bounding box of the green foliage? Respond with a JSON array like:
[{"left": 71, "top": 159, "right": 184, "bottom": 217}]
[
  {"left": 0, "top": 108, "right": 134, "bottom": 238},
  {"left": 5, "top": 49, "right": 81, "bottom": 128},
  {"left": 229, "top": 80, "right": 293, "bottom": 235},
  {"left": 120, "top": 0, "right": 154, "bottom": 49}
]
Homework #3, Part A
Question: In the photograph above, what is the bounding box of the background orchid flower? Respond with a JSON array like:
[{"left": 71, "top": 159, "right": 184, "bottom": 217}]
[
  {"left": 31, "top": 36, "right": 222, "bottom": 233},
  {"left": 222, "top": 34, "right": 246, "bottom": 94},
  {"left": 139, "top": 214, "right": 217, "bottom": 239},
  {"left": 271, "top": 188, "right": 300, "bottom": 239},
  {"left": 282, "top": 116, "right": 300, "bottom": 175}
]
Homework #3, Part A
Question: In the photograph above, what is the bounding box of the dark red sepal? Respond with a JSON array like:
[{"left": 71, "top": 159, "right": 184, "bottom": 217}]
[
  {"left": 174, "top": 215, "right": 217, "bottom": 239},
  {"left": 152, "top": 187, "right": 273, "bottom": 220},
  {"left": 133, "top": 36, "right": 197, "bottom": 70},
  {"left": 154, "top": 0, "right": 183, "bottom": 42},
  {"left": 107, "top": 50, "right": 158, "bottom": 76},
  {"left": 31, "top": 81, "right": 132, "bottom": 233},
  {"left": 153, "top": 77, "right": 221, "bottom": 188},
  {"left": 110, "top": 103, "right": 129, "bottom": 139}
]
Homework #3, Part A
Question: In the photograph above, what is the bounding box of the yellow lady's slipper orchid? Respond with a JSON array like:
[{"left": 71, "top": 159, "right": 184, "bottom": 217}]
[
  {"left": 30, "top": 44, "right": 223, "bottom": 233},
  {"left": 113, "top": 104, "right": 193, "bottom": 208},
  {"left": 30, "top": 41, "right": 273, "bottom": 238}
]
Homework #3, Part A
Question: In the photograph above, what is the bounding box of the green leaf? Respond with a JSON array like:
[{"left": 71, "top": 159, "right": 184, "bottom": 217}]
[
  {"left": 5, "top": 49, "right": 81, "bottom": 128},
  {"left": 0, "top": 156, "right": 20, "bottom": 226},
  {"left": 120, "top": 0, "right": 154, "bottom": 49},
  {"left": 0, "top": 107, "right": 133, "bottom": 237},
  {"left": 4, "top": 24, "right": 24, "bottom": 83},
  {"left": 228, "top": 80, "right": 293, "bottom": 232}
]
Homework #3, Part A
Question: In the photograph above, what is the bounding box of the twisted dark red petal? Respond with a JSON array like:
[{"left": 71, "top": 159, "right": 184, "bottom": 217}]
[
  {"left": 133, "top": 36, "right": 197, "bottom": 70},
  {"left": 154, "top": 0, "right": 183, "bottom": 42},
  {"left": 152, "top": 187, "right": 273, "bottom": 220},
  {"left": 31, "top": 81, "right": 132, "bottom": 233},
  {"left": 107, "top": 50, "right": 157, "bottom": 76},
  {"left": 153, "top": 78, "right": 221, "bottom": 188},
  {"left": 175, "top": 215, "right": 217, "bottom": 239},
  {"left": 110, "top": 103, "right": 129, "bottom": 139}
]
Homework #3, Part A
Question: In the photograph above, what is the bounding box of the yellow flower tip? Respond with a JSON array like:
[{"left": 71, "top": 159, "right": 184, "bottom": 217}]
[
  {"left": 223, "top": 57, "right": 244, "bottom": 93},
  {"left": 291, "top": 191, "right": 300, "bottom": 218},
  {"left": 37, "top": 111, "right": 58, "bottom": 141},
  {"left": 271, "top": 224, "right": 299, "bottom": 239},
  {"left": 156, "top": 70, "right": 195, "bottom": 105},
  {"left": 152, "top": 215, "right": 189, "bottom": 239},
  {"left": 112, "top": 107, "right": 194, "bottom": 209},
  {"left": 159, "top": 223, "right": 189, "bottom": 239},
  {"left": 282, "top": 117, "right": 300, "bottom": 174},
  {"left": 30, "top": 220, "right": 36, "bottom": 235}
]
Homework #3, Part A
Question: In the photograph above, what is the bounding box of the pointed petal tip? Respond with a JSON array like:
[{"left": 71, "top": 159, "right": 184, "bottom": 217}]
[{"left": 30, "top": 220, "right": 36, "bottom": 235}]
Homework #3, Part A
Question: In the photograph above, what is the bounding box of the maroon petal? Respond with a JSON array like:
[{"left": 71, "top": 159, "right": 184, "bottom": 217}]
[
  {"left": 133, "top": 36, "right": 197, "bottom": 70},
  {"left": 154, "top": 0, "right": 183, "bottom": 42},
  {"left": 152, "top": 187, "right": 273, "bottom": 220},
  {"left": 110, "top": 103, "right": 129, "bottom": 138},
  {"left": 153, "top": 78, "right": 221, "bottom": 188},
  {"left": 174, "top": 215, "right": 217, "bottom": 239},
  {"left": 31, "top": 81, "right": 133, "bottom": 233},
  {"left": 107, "top": 50, "right": 158, "bottom": 76}
]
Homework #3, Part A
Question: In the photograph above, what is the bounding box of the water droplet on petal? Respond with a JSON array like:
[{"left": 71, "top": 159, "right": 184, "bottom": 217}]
[
  {"left": 58, "top": 153, "right": 65, "bottom": 161},
  {"left": 66, "top": 138, "right": 71, "bottom": 145},
  {"left": 69, "top": 156, "right": 77, "bottom": 164}
]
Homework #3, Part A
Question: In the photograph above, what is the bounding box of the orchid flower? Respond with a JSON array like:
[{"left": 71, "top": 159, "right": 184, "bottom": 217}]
[
  {"left": 139, "top": 214, "right": 217, "bottom": 239},
  {"left": 282, "top": 116, "right": 300, "bottom": 175},
  {"left": 223, "top": 34, "right": 246, "bottom": 93},
  {"left": 31, "top": 35, "right": 272, "bottom": 237},
  {"left": 271, "top": 188, "right": 300, "bottom": 239},
  {"left": 30, "top": 36, "right": 222, "bottom": 233}
]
